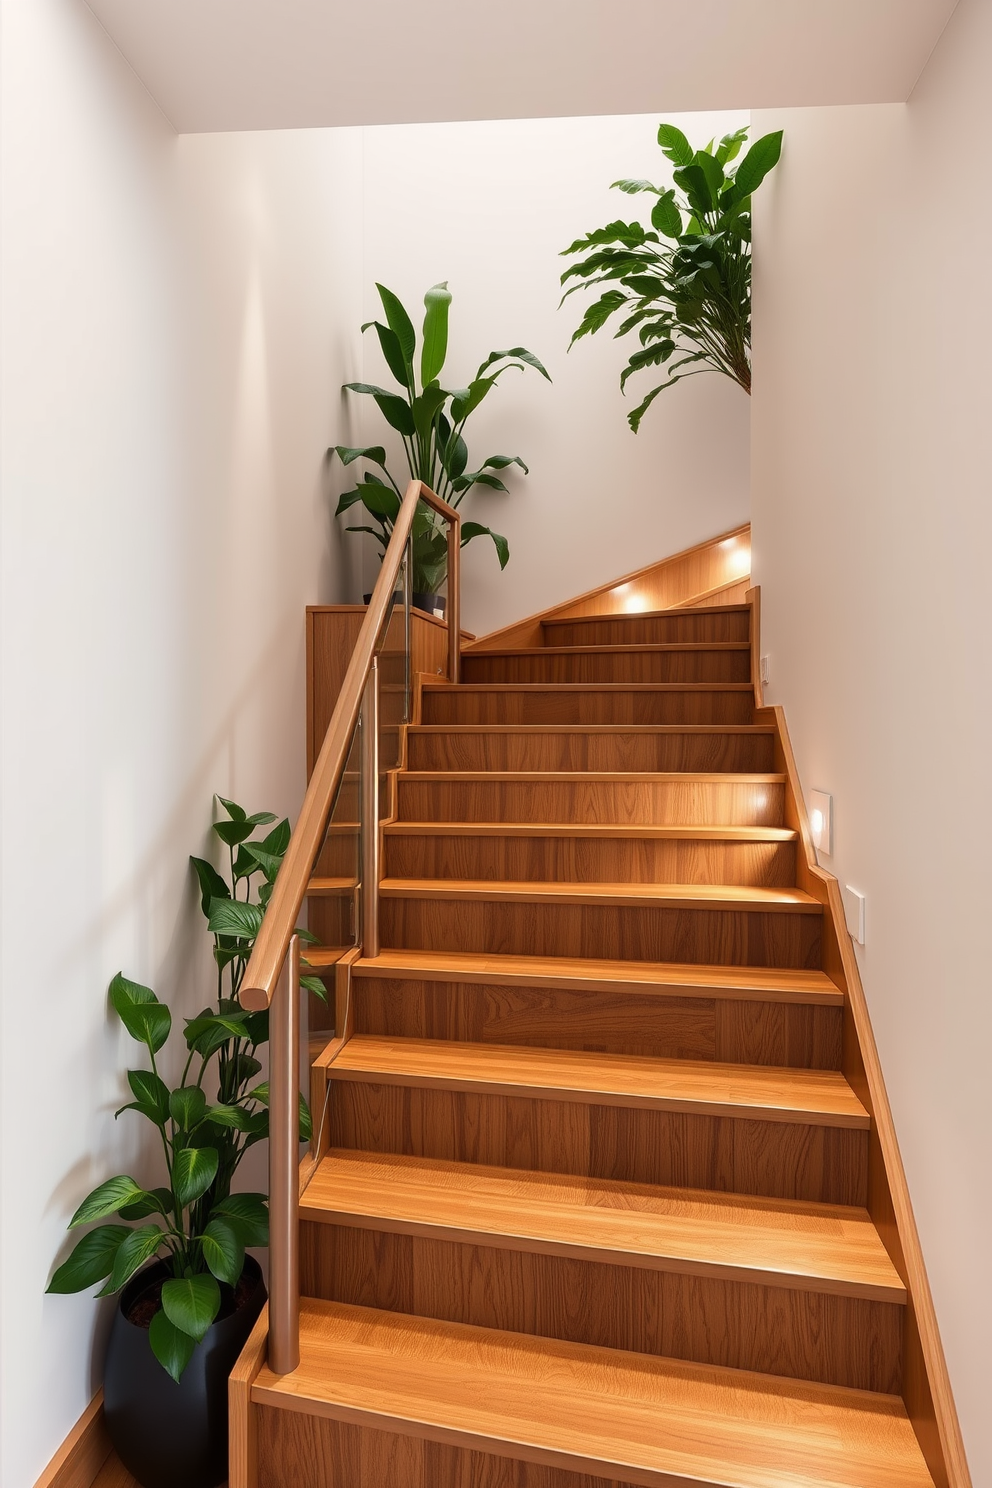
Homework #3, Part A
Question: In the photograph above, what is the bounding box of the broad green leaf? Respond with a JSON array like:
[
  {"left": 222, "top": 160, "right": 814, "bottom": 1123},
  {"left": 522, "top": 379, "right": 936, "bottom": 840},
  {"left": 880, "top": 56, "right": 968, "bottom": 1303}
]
[
  {"left": 124, "top": 1069, "right": 170, "bottom": 1124},
  {"left": 189, "top": 857, "right": 229, "bottom": 917},
  {"left": 343, "top": 383, "right": 417, "bottom": 436},
  {"left": 375, "top": 284, "right": 416, "bottom": 371},
  {"left": 332, "top": 444, "right": 388, "bottom": 468},
  {"left": 100, "top": 1224, "right": 166, "bottom": 1295},
  {"left": 475, "top": 347, "right": 551, "bottom": 382},
  {"left": 412, "top": 384, "right": 446, "bottom": 442},
  {"left": 568, "top": 288, "right": 627, "bottom": 345},
  {"left": 359, "top": 483, "right": 401, "bottom": 522},
  {"left": 651, "top": 191, "right": 682, "bottom": 238},
  {"left": 161, "top": 1273, "right": 221, "bottom": 1343},
  {"left": 461, "top": 522, "right": 510, "bottom": 570},
  {"left": 204, "top": 1103, "right": 254, "bottom": 1131},
  {"left": 334, "top": 487, "right": 364, "bottom": 516},
  {"left": 172, "top": 1146, "right": 219, "bottom": 1210},
  {"left": 211, "top": 1193, "right": 269, "bottom": 1247},
  {"left": 693, "top": 149, "right": 725, "bottom": 204},
  {"left": 239, "top": 842, "right": 282, "bottom": 882},
  {"left": 216, "top": 797, "right": 247, "bottom": 822},
  {"left": 109, "top": 974, "right": 171, "bottom": 1054},
  {"left": 213, "top": 818, "right": 256, "bottom": 847},
  {"left": 207, "top": 899, "right": 263, "bottom": 939},
  {"left": 610, "top": 178, "right": 661, "bottom": 195},
  {"left": 47, "top": 1226, "right": 129, "bottom": 1293},
  {"left": 361, "top": 319, "right": 409, "bottom": 386},
  {"left": 440, "top": 429, "right": 468, "bottom": 480},
  {"left": 732, "top": 129, "right": 783, "bottom": 197},
  {"left": 70, "top": 1175, "right": 152, "bottom": 1227},
  {"left": 620, "top": 340, "right": 676, "bottom": 391},
  {"left": 421, "top": 282, "right": 451, "bottom": 387},
  {"left": 453, "top": 471, "right": 509, "bottom": 494},
  {"left": 300, "top": 974, "right": 329, "bottom": 1001},
  {"left": 184, "top": 1009, "right": 250, "bottom": 1058},
  {"left": 118, "top": 1186, "right": 174, "bottom": 1221},
  {"left": 149, "top": 1309, "right": 196, "bottom": 1383},
  {"left": 202, "top": 1218, "right": 244, "bottom": 1286},
  {"left": 450, "top": 376, "right": 495, "bottom": 423},
  {"left": 657, "top": 123, "right": 693, "bottom": 166},
  {"left": 716, "top": 126, "right": 749, "bottom": 166},
  {"left": 169, "top": 1086, "right": 207, "bottom": 1132},
  {"left": 480, "top": 455, "right": 528, "bottom": 474}
]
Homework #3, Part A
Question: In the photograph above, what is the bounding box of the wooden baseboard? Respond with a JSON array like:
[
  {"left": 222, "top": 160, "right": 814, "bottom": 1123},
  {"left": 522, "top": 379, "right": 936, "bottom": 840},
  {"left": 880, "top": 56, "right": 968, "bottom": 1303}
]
[{"left": 33, "top": 1391, "right": 112, "bottom": 1488}]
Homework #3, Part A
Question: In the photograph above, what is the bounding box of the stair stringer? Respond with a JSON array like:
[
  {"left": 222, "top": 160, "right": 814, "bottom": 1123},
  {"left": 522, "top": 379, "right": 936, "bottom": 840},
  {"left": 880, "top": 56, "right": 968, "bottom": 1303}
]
[{"left": 754, "top": 696, "right": 969, "bottom": 1488}]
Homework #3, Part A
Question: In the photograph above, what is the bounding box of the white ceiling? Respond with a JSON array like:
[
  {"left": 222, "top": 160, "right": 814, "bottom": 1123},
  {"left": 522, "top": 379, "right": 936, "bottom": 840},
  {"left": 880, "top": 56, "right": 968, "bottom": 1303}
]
[{"left": 84, "top": 0, "right": 959, "bottom": 134}]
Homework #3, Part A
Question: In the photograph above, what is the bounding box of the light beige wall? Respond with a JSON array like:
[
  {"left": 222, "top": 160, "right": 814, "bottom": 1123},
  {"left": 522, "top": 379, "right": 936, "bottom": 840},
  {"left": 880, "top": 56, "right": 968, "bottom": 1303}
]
[
  {"left": 0, "top": 3, "right": 362, "bottom": 1478},
  {"left": 751, "top": 0, "right": 992, "bottom": 1475},
  {"left": 352, "top": 111, "right": 752, "bottom": 636}
]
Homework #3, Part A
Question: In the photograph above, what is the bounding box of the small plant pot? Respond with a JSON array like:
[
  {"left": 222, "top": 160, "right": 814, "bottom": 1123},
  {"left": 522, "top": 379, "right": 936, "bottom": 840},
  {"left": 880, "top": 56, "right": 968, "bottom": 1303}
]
[
  {"left": 363, "top": 591, "right": 446, "bottom": 618},
  {"left": 103, "top": 1256, "right": 266, "bottom": 1488}
]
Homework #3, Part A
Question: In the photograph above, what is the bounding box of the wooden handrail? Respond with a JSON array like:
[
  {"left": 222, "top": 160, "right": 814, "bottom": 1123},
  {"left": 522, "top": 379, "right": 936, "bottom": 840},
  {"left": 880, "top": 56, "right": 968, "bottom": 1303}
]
[{"left": 239, "top": 481, "right": 459, "bottom": 1012}]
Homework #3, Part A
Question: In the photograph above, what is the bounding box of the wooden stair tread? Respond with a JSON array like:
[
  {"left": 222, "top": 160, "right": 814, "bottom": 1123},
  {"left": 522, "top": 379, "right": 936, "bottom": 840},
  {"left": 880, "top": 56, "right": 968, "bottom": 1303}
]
[
  {"left": 252, "top": 1300, "right": 932, "bottom": 1488},
  {"left": 306, "top": 876, "right": 357, "bottom": 896},
  {"left": 301, "top": 1150, "right": 904, "bottom": 1301},
  {"left": 352, "top": 948, "right": 843, "bottom": 1005},
  {"left": 378, "top": 878, "right": 822, "bottom": 913},
  {"left": 402, "top": 769, "right": 785, "bottom": 781},
  {"left": 325, "top": 1036, "right": 869, "bottom": 1127},
  {"left": 469, "top": 643, "right": 752, "bottom": 657},
  {"left": 383, "top": 822, "right": 797, "bottom": 842},
  {"left": 424, "top": 681, "right": 755, "bottom": 693},
  {"left": 412, "top": 723, "right": 774, "bottom": 735}
]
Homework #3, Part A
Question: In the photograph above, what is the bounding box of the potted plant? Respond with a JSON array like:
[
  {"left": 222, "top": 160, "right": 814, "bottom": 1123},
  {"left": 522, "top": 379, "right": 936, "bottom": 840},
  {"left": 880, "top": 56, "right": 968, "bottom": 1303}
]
[
  {"left": 47, "top": 798, "right": 324, "bottom": 1488},
  {"left": 560, "top": 121, "right": 782, "bottom": 428},
  {"left": 330, "top": 280, "right": 550, "bottom": 611}
]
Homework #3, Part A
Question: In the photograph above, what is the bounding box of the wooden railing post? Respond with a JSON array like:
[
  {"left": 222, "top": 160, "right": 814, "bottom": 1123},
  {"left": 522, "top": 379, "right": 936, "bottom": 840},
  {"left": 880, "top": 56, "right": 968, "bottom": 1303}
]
[
  {"left": 267, "top": 935, "right": 300, "bottom": 1375},
  {"left": 360, "top": 658, "right": 380, "bottom": 959},
  {"left": 447, "top": 512, "right": 461, "bottom": 684}
]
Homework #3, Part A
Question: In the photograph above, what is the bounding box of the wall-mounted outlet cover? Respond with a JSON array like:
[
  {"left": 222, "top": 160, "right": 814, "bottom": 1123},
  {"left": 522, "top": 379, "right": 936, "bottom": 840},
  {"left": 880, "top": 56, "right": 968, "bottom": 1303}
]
[
  {"left": 843, "top": 885, "right": 866, "bottom": 946},
  {"left": 809, "top": 789, "right": 833, "bottom": 856},
  {"left": 760, "top": 654, "right": 770, "bottom": 686}
]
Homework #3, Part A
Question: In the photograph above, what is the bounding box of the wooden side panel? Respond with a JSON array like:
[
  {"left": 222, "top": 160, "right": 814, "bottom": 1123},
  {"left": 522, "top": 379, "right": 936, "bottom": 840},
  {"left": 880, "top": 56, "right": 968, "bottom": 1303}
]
[
  {"left": 328, "top": 1082, "right": 868, "bottom": 1206},
  {"left": 300, "top": 1222, "right": 903, "bottom": 1393},
  {"left": 467, "top": 525, "right": 751, "bottom": 650},
  {"left": 229, "top": 1304, "right": 271, "bottom": 1488}
]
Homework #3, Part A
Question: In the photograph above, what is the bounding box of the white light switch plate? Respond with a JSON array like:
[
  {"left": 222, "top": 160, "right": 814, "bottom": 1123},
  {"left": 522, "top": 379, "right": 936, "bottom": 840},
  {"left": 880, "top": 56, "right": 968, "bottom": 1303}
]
[{"left": 843, "top": 886, "right": 866, "bottom": 946}]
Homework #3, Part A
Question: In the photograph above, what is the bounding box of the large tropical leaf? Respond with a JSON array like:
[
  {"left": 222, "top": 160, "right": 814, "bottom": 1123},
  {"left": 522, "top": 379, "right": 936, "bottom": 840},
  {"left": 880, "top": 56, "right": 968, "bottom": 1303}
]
[
  {"left": 109, "top": 974, "right": 171, "bottom": 1054},
  {"left": 47, "top": 1226, "right": 129, "bottom": 1293},
  {"left": 421, "top": 282, "right": 451, "bottom": 387},
  {"left": 374, "top": 284, "right": 416, "bottom": 372}
]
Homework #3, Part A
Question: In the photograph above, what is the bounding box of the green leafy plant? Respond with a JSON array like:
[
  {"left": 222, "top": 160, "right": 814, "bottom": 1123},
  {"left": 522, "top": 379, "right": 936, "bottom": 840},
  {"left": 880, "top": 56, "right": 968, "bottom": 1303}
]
[
  {"left": 330, "top": 281, "right": 550, "bottom": 594},
  {"left": 47, "top": 797, "right": 324, "bottom": 1381},
  {"left": 560, "top": 122, "right": 783, "bottom": 430}
]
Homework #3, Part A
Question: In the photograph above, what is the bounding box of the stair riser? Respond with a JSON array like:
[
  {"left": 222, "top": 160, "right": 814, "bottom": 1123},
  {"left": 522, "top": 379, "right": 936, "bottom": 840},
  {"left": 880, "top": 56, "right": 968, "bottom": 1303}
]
[
  {"left": 256, "top": 1410, "right": 649, "bottom": 1488},
  {"left": 300, "top": 1222, "right": 902, "bottom": 1394},
  {"left": 383, "top": 835, "right": 797, "bottom": 888},
  {"left": 461, "top": 651, "right": 751, "bottom": 686},
  {"left": 421, "top": 689, "right": 755, "bottom": 727},
  {"left": 350, "top": 979, "right": 843, "bottom": 1069},
  {"left": 406, "top": 729, "right": 775, "bottom": 773},
  {"left": 397, "top": 777, "right": 785, "bottom": 827},
  {"left": 380, "top": 896, "right": 822, "bottom": 970},
  {"left": 542, "top": 610, "right": 750, "bottom": 647},
  {"left": 327, "top": 1081, "right": 868, "bottom": 1206}
]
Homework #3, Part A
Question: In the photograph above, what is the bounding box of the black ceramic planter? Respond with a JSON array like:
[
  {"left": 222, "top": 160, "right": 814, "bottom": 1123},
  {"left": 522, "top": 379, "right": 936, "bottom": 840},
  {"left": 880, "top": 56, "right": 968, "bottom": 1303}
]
[
  {"left": 104, "top": 1256, "right": 266, "bottom": 1488},
  {"left": 363, "top": 590, "right": 446, "bottom": 617}
]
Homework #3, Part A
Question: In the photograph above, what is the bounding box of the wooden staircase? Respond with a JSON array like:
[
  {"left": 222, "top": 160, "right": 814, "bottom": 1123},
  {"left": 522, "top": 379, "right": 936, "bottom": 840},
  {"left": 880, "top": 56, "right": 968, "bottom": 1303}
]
[{"left": 231, "top": 574, "right": 965, "bottom": 1487}]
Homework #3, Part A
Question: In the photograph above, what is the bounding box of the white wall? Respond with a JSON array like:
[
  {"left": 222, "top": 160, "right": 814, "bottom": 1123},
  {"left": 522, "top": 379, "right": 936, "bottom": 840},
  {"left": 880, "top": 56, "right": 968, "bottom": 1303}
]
[
  {"left": 353, "top": 112, "right": 752, "bottom": 636},
  {"left": 751, "top": 1, "right": 992, "bottom": 1475},
  {"left": 0, "top": 3, "right": 362, "bottom": 1481}
]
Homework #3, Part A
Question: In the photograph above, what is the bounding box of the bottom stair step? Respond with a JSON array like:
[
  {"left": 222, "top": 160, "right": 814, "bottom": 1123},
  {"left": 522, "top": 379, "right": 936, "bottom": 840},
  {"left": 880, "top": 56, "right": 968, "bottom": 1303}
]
[{"left": 251, "top": 1299, "right": 934, "bottom": 1488}]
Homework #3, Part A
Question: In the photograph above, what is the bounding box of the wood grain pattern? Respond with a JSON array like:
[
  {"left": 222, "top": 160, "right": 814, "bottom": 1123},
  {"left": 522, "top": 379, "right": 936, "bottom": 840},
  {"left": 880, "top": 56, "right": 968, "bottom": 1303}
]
[
  {"left": 352, "top": 949, "right": 842, "bottom": 1006},
  {"left": 406, "top": 726, "right": 776, "bottom": 774},
  {"left": 229, "top": 1301, "right": 270, "bottom": 1488},
  {"left": 251, "top": 1299, "right": 932, "bottom": 1488},
  {"left": 301, "top": 1151, "right": 902, "bottom": 1303},
  {"left": 466, "top": 525, "right": 751, "bottom": 649},
  {"left": 542, "top": 605, "right": 750, "bottom": 649},
  {"left": 348, "top": 976, "right": 842, "bottom": 1069},
  {"left": 379, "top": 887, "right": 822, "bottom": 969},
  {"left": 421, "top": 684, "right": 756, "bottom": 728},
  {"left": 33, "top": 1392, "right": 112, "bottom": 1488},
  {"left": 396, "top": 772, "right": 785, "bottom": 826},
  {"left": 301, "top": 1223, "right": 902, "bottom": 1392},
  {"left": 460, "top": 645, "right": 751, "bottom": 687},
  {"left": 91, "top": 1457, "right": 142, "bottom": 1488},
  {"left": 327, "top": 1036, "right": 867, "bottom": 1127},
  {"left": 382, "top": 827, "right": 797, "bottom": 888},
  {"left": 329, "top": 1080, "right": 868, "bottom": 1204}
]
